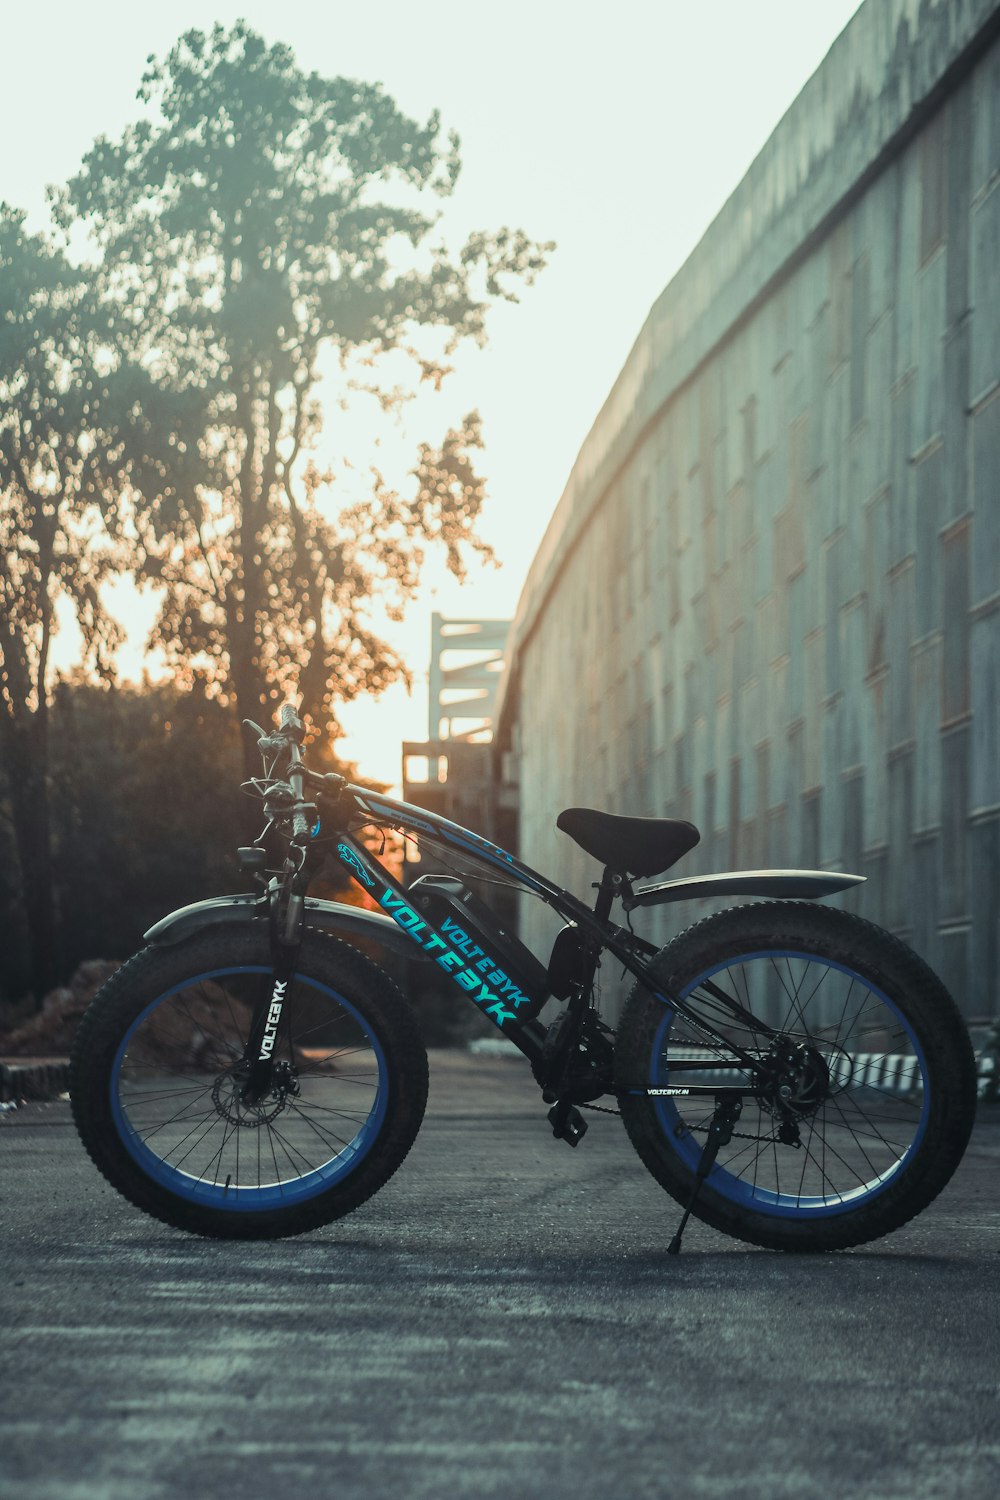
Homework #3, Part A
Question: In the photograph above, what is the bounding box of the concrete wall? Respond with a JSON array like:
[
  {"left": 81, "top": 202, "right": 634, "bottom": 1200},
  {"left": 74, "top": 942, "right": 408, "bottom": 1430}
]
[{"left": 497, "top": 0, "right": 1000, "bottom": 1021}]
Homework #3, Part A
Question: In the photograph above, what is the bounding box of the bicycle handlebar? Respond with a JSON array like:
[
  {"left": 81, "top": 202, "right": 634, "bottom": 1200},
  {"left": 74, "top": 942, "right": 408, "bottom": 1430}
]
[
  {"left": 243, "top": 705, "right": 348, "bottom": 850},
  {"left": 285, "top": 735, "right": 310, "bottom": 846},
  {"left": 279, "top": 703, "right": 305, "bottom": 743}
]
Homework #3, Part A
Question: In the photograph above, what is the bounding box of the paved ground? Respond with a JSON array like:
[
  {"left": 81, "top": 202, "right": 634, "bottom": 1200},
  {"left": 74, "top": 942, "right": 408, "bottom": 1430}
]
[{"left": 2, "top": 1050, "right": 998, "bottom": 1500}]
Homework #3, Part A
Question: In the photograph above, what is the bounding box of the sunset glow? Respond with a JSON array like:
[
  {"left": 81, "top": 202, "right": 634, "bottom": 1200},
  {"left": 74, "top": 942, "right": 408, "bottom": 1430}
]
[{"left": 8, "top": 1, "right": 865, "bottom": 783}]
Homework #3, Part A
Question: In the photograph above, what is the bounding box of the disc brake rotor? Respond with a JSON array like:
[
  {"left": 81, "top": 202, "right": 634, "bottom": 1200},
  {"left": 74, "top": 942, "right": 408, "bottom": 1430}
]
[
  {"left": 211, "top": 1062, "right": 298, "bottom": 1128},
  {"left": 756, "top": 1037, "right": 831, "bottom": 1119}
]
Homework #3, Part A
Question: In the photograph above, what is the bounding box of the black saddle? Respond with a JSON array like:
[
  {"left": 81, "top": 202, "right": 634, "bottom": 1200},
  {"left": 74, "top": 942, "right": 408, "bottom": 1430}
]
[{"left": 556, "top": 807, "right": 700, "bottom": 878}]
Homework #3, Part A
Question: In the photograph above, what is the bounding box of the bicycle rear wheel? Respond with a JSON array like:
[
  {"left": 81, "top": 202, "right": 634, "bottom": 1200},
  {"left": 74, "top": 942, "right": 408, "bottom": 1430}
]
[
  {"left": 615, "top": 902, "right": 976, "bottom": 1251},
  {"left": 70, "top": 926, "right": 428, "bottom": 1239}
]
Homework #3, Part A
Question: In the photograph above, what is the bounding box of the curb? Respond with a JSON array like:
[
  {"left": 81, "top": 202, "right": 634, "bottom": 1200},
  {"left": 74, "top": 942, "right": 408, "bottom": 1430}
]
[{"left": 0, "top": 1058, "right": 70, "bottom": 1104}]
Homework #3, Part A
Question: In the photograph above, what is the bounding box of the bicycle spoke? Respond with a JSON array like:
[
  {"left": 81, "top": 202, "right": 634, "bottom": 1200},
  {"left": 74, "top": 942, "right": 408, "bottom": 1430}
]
[
  {"left": 827, "top": 1091, "right": 907, "bottom": 1167},
  {"left": 129, "top": 1091, "right": 219, "bottom": 1146},
  {"left": 284, "top": 1103, "right": 354, "bottom": 1154},
  {"left": 207, "top": 1113, "right": 239, "bottom": 1188},
  {"left": 796, "top": 1133, "right": 846, "bottom": 1201},
  {"left": 292, "top": 1096, "right": 371, "bottom": 1124},
  {"left": 122, "top": 1083, "right": 213, "bottom": 1104},
  {"left": 166, "top": 1111, "right": 235, "bottom": 1173},
  {"left": 265, "top": 1122, "right": 314, "bottom": 1180},
  {"left": 656, "top": 939, "right": 930, "bottom": 1218}
]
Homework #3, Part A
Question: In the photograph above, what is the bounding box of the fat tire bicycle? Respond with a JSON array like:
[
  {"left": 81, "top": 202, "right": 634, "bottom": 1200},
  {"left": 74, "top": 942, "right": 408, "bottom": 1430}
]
[{"left": 70, "top": 706, "right": 977, "bottom": 1252}]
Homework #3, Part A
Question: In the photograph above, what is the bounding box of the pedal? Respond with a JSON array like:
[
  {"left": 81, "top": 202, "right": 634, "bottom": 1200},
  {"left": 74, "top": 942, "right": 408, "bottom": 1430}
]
[{"left": 548, "top": 1101, "right": 588, "bottom": 1147}]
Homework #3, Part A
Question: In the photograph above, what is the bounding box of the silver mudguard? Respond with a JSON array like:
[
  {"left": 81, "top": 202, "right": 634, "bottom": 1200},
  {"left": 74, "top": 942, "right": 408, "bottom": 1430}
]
[
  {"left": 622, "top": 869, "right": 865, "bottom": 911},
  {"left": 143, "top": 893, "right": 427, "bottom": 961}
]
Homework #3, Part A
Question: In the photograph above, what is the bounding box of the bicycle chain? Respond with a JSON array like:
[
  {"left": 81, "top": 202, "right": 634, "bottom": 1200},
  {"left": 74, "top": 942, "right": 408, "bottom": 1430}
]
[
  {"left": 693, "top": 1127, "right": 784, "bottom": 1142},
  {"left": 580, "top": 1099, "right": 783, "bottom": 1144},
  {"left": 673, "top": 1121, "right": 787, "bottom": 1144}
]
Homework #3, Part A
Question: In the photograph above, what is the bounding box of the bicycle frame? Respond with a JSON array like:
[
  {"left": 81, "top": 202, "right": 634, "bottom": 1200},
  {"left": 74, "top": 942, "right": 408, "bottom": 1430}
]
[{"left": 318, "top": 782, "right": 773, "bottom": 1097}]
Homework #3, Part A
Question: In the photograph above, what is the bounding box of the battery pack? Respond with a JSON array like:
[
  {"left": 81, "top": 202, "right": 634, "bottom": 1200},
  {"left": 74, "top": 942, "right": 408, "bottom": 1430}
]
[{"left": 406, "top": 874, "right": 550, "bottom": 1021}]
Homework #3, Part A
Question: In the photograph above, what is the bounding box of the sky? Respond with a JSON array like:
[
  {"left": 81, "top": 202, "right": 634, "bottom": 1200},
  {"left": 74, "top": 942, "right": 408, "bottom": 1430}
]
[{"left": 2, "top": 0, "right": 866, "bottom": 783}]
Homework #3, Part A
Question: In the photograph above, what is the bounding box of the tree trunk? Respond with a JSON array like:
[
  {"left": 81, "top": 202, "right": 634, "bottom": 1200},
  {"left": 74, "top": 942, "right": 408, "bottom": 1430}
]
[
  {"left": 3, "top": 713, "right": 59, "bottom": 1005},
  {"left": 225, "top": 592, "right": 271, "bottom": 841}
]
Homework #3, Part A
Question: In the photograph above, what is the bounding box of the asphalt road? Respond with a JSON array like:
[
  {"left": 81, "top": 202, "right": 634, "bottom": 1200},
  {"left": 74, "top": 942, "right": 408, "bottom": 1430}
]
[{"left": 2, "top": 1049, "right": 998, "bottom": 1500}]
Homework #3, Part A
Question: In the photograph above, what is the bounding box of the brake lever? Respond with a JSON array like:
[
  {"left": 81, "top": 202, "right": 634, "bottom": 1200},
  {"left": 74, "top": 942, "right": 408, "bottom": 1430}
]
[
  {"left": 243, "top": 717, "right": 290, "bottom": 759},
  {"left": 259, "top": 734, "right": 290, "bottom": 757}
]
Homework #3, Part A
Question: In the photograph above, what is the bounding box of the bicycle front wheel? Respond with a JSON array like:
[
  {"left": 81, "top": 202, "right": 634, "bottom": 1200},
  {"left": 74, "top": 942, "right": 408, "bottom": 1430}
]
[
  {"left": 70, "top": 926, "right": 428, "bottom": 1239},
  {"left": 615, "top": 902, "right": 976, "bottom": 1252}
]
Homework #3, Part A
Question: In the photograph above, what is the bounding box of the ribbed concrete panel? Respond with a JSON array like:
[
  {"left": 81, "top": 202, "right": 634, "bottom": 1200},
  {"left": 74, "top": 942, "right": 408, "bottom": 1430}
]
[{"left": 498, "top": 0, "right": 1000, "bottom": 1021}]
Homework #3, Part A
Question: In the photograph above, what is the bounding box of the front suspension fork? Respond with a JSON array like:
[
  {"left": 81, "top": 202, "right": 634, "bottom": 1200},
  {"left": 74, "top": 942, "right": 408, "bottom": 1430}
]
[{"left": 241, "top": 866, "right": 307, "bottom": 1104}]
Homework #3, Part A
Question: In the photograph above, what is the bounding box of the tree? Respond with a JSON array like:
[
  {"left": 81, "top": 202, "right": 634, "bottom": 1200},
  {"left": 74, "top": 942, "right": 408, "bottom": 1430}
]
[
  {"left": 48, "top": 679, "right": 247, "bottom": 971},
  {"left": 0, "top": 676, "right": 251, "bottom": 1004},
  {"left": 60, "top": 22, "right": 552, "bottom": 766},
  {"left": 0, "top": 207, "right": 137, "bottom": 998}
]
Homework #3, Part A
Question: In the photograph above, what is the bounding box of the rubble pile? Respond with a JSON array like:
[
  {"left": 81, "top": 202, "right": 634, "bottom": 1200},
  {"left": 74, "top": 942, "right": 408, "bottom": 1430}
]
[{"left": 0, "top": 961, "right": 122, "bottom": 1057}]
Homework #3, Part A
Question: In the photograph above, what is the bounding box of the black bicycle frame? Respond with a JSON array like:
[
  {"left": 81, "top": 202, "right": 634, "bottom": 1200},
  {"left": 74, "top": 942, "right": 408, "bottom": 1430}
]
[{"left": 317, "top": 783, "right": 771, "bottom": 1097}]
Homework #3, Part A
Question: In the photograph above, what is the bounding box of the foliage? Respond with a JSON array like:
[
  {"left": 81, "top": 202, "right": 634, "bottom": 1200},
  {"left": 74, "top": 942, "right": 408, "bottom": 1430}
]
[
  {"left": 50, "top": 680, "right": 246, "bottom": 958},
  {"left": 0, "top": 681, "right": 246, "bottom": 1003},
  {"left": 0, "top": 680, "right": 474, "bottom": 1045},
  {"left": 0, "top": 25, "right": 551, "bottom": 1006},
  {"left": 58, "top": 22, "right": 553, "bottom": 747},
  {"left": 0, "top": 205, "right": 149, "bottom": 997},
  {"left": 0, "top": 205, "right": 125, "bottom": 705}
]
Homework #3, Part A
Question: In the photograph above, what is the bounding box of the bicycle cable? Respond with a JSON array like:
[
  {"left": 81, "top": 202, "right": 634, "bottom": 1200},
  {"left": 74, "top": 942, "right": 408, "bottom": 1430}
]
[{"left": 391, "top": 826, "right": 553, "bottom": 903}]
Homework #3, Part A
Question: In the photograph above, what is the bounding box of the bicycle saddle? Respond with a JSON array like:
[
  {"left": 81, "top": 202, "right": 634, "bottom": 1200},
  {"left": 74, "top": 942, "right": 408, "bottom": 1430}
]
[{"left": 556, "top": 807, "right": 700, "bottom": 877}]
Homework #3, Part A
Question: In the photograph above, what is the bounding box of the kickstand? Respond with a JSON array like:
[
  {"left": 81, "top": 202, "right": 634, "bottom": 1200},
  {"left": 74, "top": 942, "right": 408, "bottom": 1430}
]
[{"left": 667, "top": 1097, "right": 743, "bottom": 1255}]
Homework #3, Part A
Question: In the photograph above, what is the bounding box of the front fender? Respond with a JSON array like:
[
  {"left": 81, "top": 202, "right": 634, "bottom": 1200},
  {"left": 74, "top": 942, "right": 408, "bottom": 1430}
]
[{"left": 143, "top": 893, "right": 427, "bottom": 963}]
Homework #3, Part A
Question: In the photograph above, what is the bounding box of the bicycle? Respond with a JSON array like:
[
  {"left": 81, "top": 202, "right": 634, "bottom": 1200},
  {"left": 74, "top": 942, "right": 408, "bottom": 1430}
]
[{"left": 70, "top": 705, "right": 977, "bottom": 1252}]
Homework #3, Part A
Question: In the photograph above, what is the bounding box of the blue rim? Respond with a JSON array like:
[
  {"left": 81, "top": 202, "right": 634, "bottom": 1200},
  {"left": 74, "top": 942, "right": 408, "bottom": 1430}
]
[
  {"left": 111, "top": 965, "right": 388, "bottom": 1212},
  {"left": 651, "top": 949, "right": 931, "bottom": 1218}
]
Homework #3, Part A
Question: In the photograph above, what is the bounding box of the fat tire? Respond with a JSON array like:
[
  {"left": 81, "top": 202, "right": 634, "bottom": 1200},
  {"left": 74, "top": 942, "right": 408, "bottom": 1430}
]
[
  {"left": 615, "top": 902, "right": 977, "bottom": 1252},
  {"left": 70, "top": 925, "right": 429, "bottom": 1240}
]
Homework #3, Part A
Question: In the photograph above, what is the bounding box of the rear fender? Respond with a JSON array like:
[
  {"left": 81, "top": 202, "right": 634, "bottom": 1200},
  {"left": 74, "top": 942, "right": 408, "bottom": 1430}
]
[{"left": 623, "top": 869, "right": 865, "bottom": 911}]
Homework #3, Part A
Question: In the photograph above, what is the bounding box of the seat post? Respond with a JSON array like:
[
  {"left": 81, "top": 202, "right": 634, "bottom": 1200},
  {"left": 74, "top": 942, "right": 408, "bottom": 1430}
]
[{"left": 593, "top": 867, "right": 621, "bottom": 923}]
